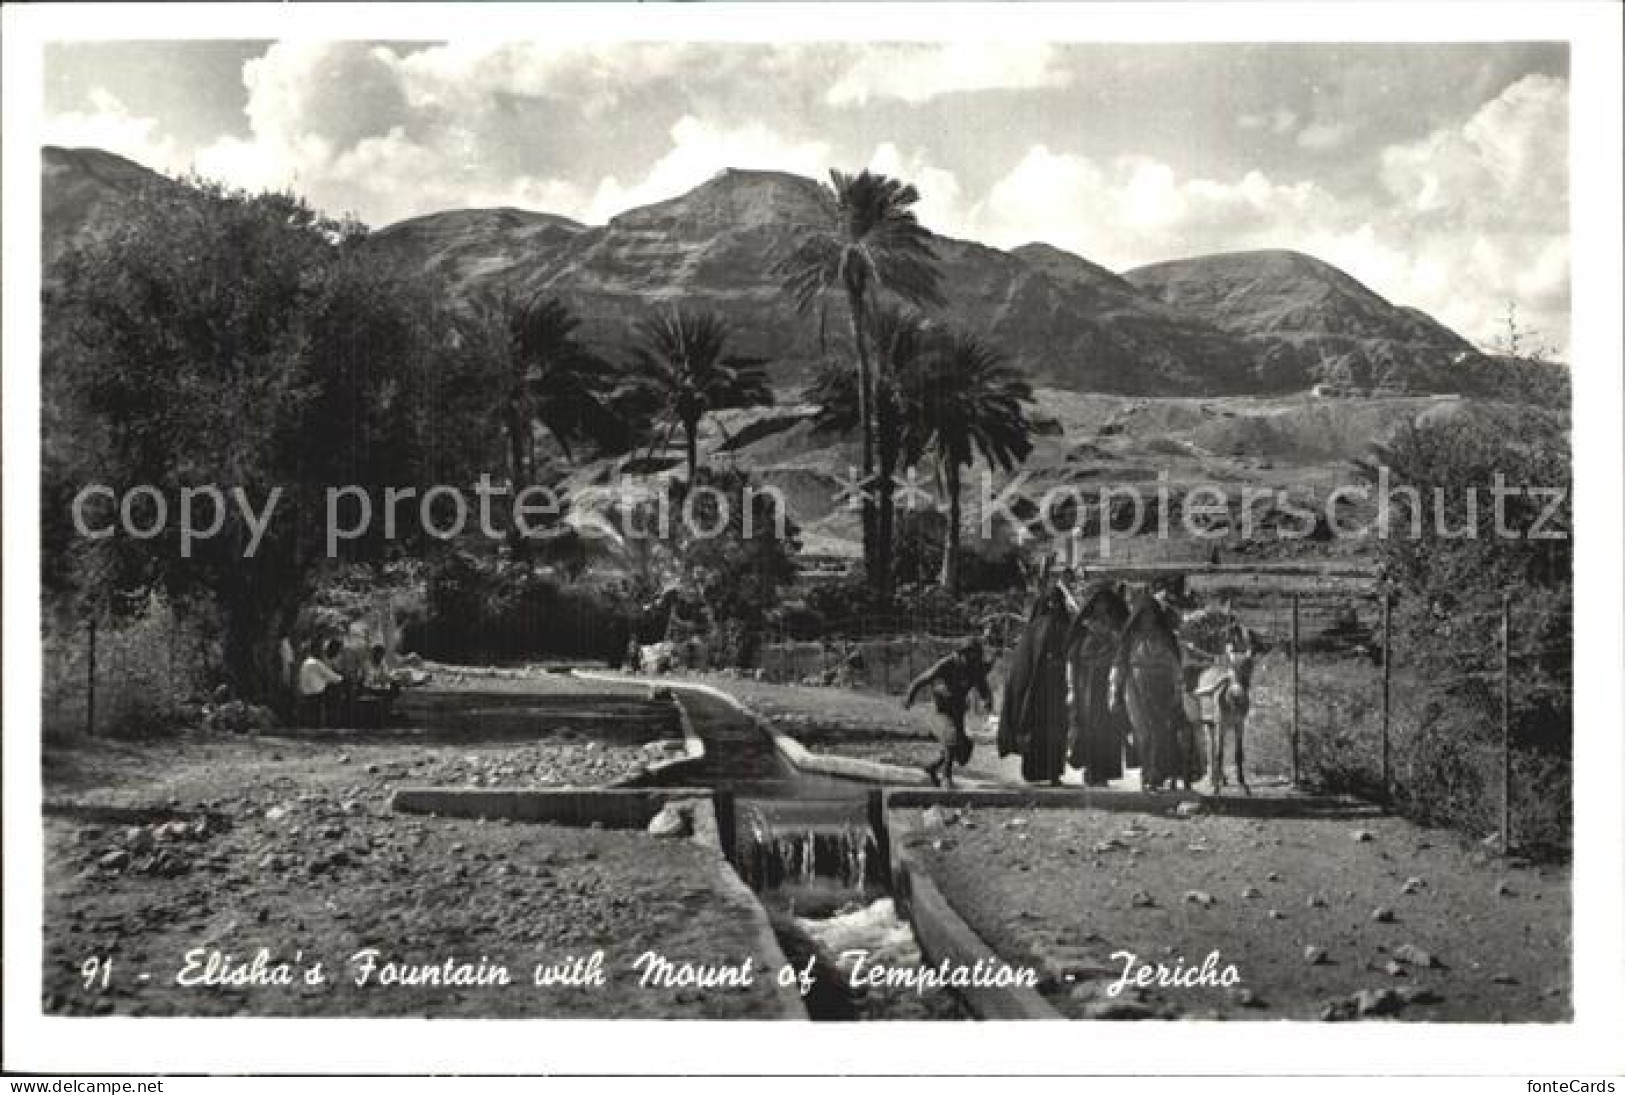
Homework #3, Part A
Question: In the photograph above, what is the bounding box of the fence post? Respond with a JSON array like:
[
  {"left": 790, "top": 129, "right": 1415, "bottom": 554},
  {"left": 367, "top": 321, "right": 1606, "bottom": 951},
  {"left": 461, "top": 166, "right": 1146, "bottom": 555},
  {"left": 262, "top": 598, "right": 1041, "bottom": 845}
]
[
  {"left": 1501, "top": 591, "right": 1512, "bottom": 856},
  {"left": 1380, "top": 590, "right": 1392, "bottom": 808},
  {"left": 1290, "top": 593, "right": 1300, "bottom": 787}
]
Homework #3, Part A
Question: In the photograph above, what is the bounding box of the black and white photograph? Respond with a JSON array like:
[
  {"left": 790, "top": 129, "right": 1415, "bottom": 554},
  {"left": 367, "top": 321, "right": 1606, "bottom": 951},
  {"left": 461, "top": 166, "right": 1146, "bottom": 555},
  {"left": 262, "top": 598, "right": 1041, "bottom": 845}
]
[{"left": 4, "top": 1, "right": 1621, "bottom": 1083}]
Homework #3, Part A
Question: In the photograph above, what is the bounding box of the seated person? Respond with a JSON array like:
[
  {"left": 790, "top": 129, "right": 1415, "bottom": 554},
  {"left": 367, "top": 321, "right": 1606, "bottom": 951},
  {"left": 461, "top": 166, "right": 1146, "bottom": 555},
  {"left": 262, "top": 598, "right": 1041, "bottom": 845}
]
[{"left": 297, "top": 639, "right": 345, "bottom": 728}]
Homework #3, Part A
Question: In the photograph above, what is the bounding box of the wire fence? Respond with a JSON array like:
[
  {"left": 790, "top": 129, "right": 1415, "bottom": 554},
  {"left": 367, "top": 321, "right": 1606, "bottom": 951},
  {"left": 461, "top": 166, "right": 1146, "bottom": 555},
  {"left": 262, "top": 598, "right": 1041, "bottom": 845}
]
[
  {"left": 43, "top": 571, "right": 1572, "bottom": 856},
  {"left": 42, "top": 596, "right": 214, "bottom": 738},
  {"left": 754, "top": 579, "right": 1572, "bottom": 857}
]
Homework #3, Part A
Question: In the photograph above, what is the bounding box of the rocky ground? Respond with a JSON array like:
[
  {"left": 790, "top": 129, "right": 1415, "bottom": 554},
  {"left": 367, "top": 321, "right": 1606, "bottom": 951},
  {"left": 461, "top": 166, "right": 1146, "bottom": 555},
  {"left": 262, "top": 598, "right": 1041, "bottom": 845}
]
[
  {"left": 902, "top": 804, "right": 1570, "bottom": 1022},
  {"left": 40, "top": 674, "right": 783, "bottom": 1019},
  {"left": 45, "top": 809, "right": 785, "bottom": 1018}
]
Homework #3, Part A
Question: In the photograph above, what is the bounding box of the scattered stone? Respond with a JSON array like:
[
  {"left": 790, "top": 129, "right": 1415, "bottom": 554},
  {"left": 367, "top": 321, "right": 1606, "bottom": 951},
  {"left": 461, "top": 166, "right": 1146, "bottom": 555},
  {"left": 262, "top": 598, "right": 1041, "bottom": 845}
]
[
  {"left": 1184, "top": 890, "right": 1216, "bottom": 908},
  {"left": 1371, "top": 907, "right": 1396, "bottom": 923},
  {"left": 922, "top": 806, "right": 961, "bottom": 829},
  {"left": 1401, "top": 877, "right": 1424, "bottom": 895},
  {"left": 1495, "top": 880, "right": 1516, "bottom": 897},
  {"left": 266, "top": 805, "right": 291, "bottom": 823},
  {"left": 1355, "top": 988, "right": 1405, "bottom": 1017},
  {"left": 1229, "top": 987, "right": 1264, "bottom": 1009},
  {"left": 1175, "top": 801, "right": 1206, "bottom": 818},
  {"left": 1035, "top": 946, "right": 1116, "bottom": 988},
  {"left": 646, "top": 804, "right": 692, "bottom": 838},
  {"left": 1241, "top": 886, "right": 1261, "bottom": 899},
  {"left": 1130, "top": 890, "right": 1157, "bottom": 909},
  {"left": 1079, "top": 999, "right": 1155, "bottom": 1020},
  {"left": 1091, "top": 838, "right": 1126, "bottom": 854},
  {"left": 1267, "top": 909, "right": 1285, "bottom": 920},
  {"left": 1393, "top": 944, "right": 1442, "bottom": 969},
  {"left": 98, "top": 849, "right": 130, "bottom": 870},
  {"left": 1351, "top": 829, "right": 1375, "bottom": 843},
  {"left": 1266, "top": 871, "right": 1280, "bottom": 882},
  {"left": 1382, "top": 960, "right": 1408, "bottom": 978},
  {"left": 1307, "top": 893, "right": 1329, "bottom": 909},
  {"left": 1491, "top": 973, "right": 1518, "bottom": 985},
  {"left": 337, "top": 754, "right": 351, "bottom": 765},
  {"left": 1304, "top": 945, "right": 1329, "bottom": 965}
]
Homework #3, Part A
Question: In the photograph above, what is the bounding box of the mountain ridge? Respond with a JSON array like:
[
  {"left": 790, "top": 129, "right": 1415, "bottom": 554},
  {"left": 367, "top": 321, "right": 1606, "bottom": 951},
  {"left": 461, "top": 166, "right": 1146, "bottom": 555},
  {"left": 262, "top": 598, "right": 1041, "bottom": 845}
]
[{"left": 42, "top": 147, "right": 1482, "bottom": 396}]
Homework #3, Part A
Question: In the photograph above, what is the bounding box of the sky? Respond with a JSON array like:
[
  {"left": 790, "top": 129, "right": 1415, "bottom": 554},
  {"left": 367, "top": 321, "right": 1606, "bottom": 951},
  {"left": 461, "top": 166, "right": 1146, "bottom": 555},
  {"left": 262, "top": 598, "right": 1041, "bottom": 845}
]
[{"left": 43, "top": 40, "right": 1570, "bottom": 353}]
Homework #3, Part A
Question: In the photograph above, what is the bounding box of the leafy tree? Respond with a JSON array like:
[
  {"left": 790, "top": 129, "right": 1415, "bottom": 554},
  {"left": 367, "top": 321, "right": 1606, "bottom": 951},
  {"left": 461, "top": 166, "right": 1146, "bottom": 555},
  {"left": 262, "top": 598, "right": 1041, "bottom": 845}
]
[
  {"left": 44, "top": 178, "right": 482, "bottom": 704},
  {"left": 778, "top": 169, "right": 943, "bottom": 596},
  {"left": 901, "top": 329, "right": 1034, "bottom": 595},
  {"left": 622, "top": 308, "right": 773, "bottom": 487}
]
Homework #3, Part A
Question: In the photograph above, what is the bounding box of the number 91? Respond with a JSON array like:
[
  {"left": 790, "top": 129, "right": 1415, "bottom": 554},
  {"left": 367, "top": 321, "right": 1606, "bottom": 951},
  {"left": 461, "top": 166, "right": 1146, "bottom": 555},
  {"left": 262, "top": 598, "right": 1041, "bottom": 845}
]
[{"left": 81, "top": 955, "right": 112, "bottom": 991}]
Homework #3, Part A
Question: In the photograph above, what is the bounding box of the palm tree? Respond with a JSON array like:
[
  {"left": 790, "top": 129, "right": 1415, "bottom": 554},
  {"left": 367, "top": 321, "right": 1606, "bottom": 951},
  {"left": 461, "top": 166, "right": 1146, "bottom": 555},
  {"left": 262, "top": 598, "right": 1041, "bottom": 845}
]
[
  {"left": 778, "top": 169, "right": 943, "bottom": 596},
  {"left": 903, "top": 330, "right": 1034, "bottom": 595},
  {"left": 452, "top": 289, "right": 619, "bottom": 489},
  {"left": 805, "top": 305, "right": 930, "bottom": 585},
  {"left": 624, "top": 308, "right": 773, "bottom": 487}
]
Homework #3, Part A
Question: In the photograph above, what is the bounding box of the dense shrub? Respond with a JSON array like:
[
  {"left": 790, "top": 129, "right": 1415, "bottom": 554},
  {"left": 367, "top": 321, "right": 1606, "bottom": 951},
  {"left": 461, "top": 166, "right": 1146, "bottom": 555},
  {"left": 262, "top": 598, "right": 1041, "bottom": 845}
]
[
  {"left": 1373, "top": 409, "right": 1571, "bottom": 856},
  {"left": 408, "top": 550, "right": 631, "bottom": 665}
]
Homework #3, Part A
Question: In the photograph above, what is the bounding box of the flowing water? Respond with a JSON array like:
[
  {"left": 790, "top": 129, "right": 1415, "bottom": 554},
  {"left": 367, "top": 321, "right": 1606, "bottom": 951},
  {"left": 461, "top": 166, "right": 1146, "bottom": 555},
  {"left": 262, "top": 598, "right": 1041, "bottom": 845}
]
[
  {"left": 733, "top": 799, "right": 967, "bottom": 1021},
  {"left": 630, "top": 683, "right": 968, "bottom": 1019}
]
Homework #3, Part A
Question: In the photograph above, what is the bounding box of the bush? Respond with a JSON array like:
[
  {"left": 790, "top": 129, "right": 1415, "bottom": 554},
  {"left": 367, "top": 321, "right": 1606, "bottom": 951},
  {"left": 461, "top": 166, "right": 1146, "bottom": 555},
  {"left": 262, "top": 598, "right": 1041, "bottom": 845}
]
[
  {"left": 1369, "top": 410, "right": 1571, "bottom": 858},
  {"left": 408, "top": 550, "right": 631, "bottom": 664}
]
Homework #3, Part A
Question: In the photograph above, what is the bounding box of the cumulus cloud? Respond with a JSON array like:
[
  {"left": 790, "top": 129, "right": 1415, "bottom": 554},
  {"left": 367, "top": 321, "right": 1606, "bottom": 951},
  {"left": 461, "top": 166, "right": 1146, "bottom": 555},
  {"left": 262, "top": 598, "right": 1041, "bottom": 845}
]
[
  {"left": 1370, "top": 73, "right": 1568, "bottom": 349},
  {"left": 586, "top": 116, "right": 832, "bottom": 222},
  {"left": 979, "top": 144, "right": 1339, "bottom": 267},
  {"left": 826, "top": 42, "right": 1070, "bottom": 106},
  {"left": 866, "top": 142, "right": 969, "bottom": 237},
  {"left": 975, "top": 74, "right": 1568, "bottom": 352},
  {"left": 43, "top": 87, "right": 183, "bottom": 174}
]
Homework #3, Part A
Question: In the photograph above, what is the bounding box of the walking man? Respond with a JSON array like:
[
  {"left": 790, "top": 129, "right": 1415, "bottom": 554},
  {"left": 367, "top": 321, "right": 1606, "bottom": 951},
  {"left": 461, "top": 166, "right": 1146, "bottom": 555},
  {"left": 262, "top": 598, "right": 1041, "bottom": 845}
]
[{"left": 904, "top": 637, "right": 994, "bottom": 788}]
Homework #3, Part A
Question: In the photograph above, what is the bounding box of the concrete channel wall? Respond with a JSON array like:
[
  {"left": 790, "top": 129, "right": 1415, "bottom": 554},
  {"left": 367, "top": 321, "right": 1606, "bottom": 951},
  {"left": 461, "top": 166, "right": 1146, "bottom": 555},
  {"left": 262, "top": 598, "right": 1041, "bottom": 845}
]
[
  {"left": 575, "top": 671, "right": 933, "bottom": 788},
  {"left": 390, "top": 785, "right": 806, "bottom": 1020},
  {"left": 884, "top": 805, "right": 1063, "bottom": 1022}
]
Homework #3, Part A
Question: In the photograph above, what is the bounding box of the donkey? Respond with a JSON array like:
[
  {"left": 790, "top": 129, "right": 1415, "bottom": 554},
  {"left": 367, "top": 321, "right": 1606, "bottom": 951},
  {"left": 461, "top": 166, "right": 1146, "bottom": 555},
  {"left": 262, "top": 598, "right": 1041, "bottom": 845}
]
[{"left": 1192, "top": 630, "right": 1257, "bottom": 795}]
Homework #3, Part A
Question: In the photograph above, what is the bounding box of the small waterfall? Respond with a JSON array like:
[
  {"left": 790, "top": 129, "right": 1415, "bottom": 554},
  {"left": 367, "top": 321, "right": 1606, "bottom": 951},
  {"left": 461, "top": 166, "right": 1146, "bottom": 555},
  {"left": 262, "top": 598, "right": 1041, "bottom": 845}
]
[
  {"left": 732, "top": 801, "right": 967, "bottom": 1019},
  {"left": 736, "top": 816, "right": 879, "bottom": 897}
]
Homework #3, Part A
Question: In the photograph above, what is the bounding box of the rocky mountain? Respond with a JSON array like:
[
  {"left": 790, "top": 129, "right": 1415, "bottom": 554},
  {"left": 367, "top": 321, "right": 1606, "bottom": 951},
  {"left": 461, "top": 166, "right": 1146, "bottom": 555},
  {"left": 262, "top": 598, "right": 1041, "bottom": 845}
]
[
  {"left": 1124, "top": 250, "right": 1474, "bottom": 392},
  {"left": 372, "top": 207, "right": 588, "bottom": 293},
  {"left": 42, "top": 148, "right": 1486, "bottom": 397},
  {"left": 365, "top": 168, "right": 1277, "bottom": 394}
]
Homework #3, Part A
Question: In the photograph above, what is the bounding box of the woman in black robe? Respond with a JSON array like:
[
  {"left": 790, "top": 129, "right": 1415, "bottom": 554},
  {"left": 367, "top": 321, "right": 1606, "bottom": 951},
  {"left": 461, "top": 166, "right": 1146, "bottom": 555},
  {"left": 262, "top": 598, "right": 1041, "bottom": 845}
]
[
  {"left": 1066, "top": 581, "right": 1131, "bottom": 786},
  {"left": 998, "top": 586, "right": 1073, "bottom": 784},
  {"left": 1112, "top": 589, "right": 1193, "bottom": 791}
]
